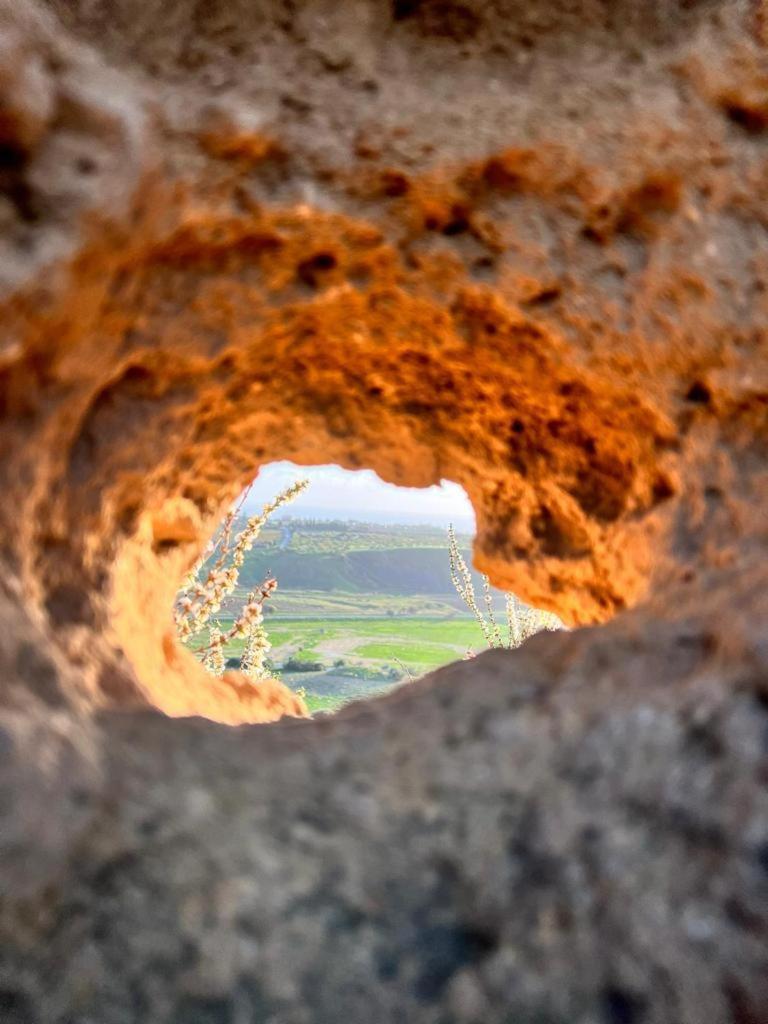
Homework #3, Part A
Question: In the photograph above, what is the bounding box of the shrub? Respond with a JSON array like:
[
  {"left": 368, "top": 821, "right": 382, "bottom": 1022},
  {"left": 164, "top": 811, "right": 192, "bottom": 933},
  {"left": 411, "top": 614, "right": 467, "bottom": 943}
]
[{"left": 283, "top": 656, "right": 325, "bottom": 673}]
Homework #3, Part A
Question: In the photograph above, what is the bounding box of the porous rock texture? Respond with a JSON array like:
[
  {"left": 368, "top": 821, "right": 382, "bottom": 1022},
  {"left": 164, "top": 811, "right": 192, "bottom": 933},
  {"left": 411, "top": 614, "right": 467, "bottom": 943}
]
[{"left": 0, "top": 0, "right": 767, "bottom": 1020}]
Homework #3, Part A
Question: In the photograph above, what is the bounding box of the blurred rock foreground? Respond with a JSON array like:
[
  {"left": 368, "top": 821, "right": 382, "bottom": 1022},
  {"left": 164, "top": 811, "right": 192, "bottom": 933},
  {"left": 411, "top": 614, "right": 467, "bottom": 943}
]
[{"left": 0, "top": 0, "right": 767, "bottom": 1020}]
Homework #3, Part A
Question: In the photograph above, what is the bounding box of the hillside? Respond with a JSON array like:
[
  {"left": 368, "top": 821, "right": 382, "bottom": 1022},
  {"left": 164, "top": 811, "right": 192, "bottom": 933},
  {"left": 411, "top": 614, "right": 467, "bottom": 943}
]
[
  {"left": 238, "top": 546, "right": 471, "bottom": 594},
  {"left": 235, "top": 518, "right": 481, "bottom": 596},
  {"left": 191, "top": 517, "right": 562, "bottom": 709}
]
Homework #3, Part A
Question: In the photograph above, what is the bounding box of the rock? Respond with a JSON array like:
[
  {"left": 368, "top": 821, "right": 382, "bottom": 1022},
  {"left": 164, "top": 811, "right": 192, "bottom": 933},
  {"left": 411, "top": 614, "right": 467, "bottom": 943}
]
[{"left": 0, "top": 0, "right": 767, "bottom": 1019}]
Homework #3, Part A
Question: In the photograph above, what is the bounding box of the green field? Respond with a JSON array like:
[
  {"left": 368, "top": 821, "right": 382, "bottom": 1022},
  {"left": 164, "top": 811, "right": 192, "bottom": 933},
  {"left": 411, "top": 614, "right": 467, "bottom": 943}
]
[
  {"left": 352, "top": 640, "right": 461, "bottom": 667},
  {"left": 201, "top": 615, "right": 487, "bottom": 668},
  {"left": 183, "top": 517, "right": 560, "bottom": 716},
  {"left": 302, "top": 693, "right": 351, "bottom": 714},
  {"left": 190, "top": 613, "right": 488, "bottom": 713}
]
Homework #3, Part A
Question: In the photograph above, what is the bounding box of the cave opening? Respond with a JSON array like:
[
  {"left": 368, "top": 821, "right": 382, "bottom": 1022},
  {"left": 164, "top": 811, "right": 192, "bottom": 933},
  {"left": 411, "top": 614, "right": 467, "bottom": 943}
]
[{"left": 173, "top": 460, "right": 564, "bottom": 717}]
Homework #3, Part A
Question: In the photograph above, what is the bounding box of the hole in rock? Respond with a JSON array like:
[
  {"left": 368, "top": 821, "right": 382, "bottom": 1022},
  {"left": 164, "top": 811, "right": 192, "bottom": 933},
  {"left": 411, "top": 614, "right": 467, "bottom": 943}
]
[{"left": 174, "top": 462, "right": 564, "bottom": 717}]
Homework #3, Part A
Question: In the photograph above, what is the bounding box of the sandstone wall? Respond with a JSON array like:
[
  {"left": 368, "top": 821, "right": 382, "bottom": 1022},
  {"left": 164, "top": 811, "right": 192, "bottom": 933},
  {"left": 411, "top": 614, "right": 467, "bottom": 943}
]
[{"left": 0, "top": 1, "right": 766, "bottom": 1020}]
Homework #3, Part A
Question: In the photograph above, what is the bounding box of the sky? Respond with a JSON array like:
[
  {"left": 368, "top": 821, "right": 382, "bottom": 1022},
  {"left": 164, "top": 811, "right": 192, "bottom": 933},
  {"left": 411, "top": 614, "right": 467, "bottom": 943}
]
[{"left": 241, "top": 461, "right": 476, "bottom": 529}]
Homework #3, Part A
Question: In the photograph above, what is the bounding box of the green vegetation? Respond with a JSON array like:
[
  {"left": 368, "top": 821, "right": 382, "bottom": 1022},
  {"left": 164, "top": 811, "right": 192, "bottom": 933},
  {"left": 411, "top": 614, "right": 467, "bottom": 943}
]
[
  {"left": 225, "top": 517, "right": 481, "bottom": 600},
  {"left": 303, "top": 693, "right": 350, "bottom": 714},
  {"left": 193, "top": 613, "right": 485, "bottom": 713},
  {"left": 352, "top": 640, "right": 461, "bottom": 668},
  {"left": 226, "top": 589, "right": 468, "bottom": 619},
  {"left": 235, "top": 547, "right": 478, "bottom": 596},
  {"left": 259, "top": 519, "right": 458, "bottom": 553},
  {"left": 199, "top": 615, "right": 485, "bottom": 668},
  {"left": 179, "top": 510, "right": 562, "bottom": 717},
  {"left": 283, "top": 651, "right": 327, "bottom": 672}
]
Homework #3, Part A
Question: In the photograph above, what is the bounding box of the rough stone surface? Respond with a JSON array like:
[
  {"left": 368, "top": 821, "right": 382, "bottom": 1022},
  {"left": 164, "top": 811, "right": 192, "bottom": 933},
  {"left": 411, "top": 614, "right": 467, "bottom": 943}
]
[
  {"left": 0, "top": 0, "right": 767, "bottom": 1020},
  {"left": 3, "top": 576, "right": 768, "bottom": 1024}
]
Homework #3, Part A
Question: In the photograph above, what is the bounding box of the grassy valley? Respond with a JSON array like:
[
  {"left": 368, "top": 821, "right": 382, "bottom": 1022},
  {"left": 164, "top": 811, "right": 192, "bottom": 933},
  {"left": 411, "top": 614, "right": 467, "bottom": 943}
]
[{"left": 197, "top": 517, "right": 495, "bottom": 713}]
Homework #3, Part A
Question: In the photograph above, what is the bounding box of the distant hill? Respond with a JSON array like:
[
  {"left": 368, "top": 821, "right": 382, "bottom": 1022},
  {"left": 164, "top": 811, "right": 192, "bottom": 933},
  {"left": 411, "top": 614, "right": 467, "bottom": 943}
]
[
  {"left": 239, "top": 547, "right": 466, "bottom": 594},
  {"left": 253, "top": 504, "right": 475, "bottom": 531},
  {"left": 232, "top": 518, "right": 483, "bottom": 596}
]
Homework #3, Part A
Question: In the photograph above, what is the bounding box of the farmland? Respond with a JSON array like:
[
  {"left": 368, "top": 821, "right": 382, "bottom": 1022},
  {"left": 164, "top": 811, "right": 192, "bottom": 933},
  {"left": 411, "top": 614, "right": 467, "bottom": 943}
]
[
  {"left": 186, "top": 517, "right": 546, "bottom": 715},
  {"left": 202, "top": 614, "right": 489, "bottom": 714}
]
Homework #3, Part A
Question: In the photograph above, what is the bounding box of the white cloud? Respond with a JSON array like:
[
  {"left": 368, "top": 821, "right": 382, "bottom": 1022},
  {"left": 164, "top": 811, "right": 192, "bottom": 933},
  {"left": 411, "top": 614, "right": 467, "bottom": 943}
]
[{"left": 241, "top": 461, "right": 475, "bottom": 528}]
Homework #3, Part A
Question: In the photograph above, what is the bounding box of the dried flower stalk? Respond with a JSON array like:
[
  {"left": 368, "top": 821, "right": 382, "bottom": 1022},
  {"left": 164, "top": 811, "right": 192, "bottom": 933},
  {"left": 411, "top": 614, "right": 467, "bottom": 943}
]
[
  {"left": 448, "top": 523, "right": 564, "bottom": 651},
  {"left": 176, "top": 478, "right": 308, "bottom": 677},
  {"left": 175, "top": 478, "right": 308, "bottom": 643}
]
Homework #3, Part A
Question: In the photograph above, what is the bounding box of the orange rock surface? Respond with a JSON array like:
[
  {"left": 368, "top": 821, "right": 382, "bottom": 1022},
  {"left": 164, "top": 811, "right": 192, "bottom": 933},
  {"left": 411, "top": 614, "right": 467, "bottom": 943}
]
[{"left": 0, "top": 1, "right": 767, "bottom": 1020}]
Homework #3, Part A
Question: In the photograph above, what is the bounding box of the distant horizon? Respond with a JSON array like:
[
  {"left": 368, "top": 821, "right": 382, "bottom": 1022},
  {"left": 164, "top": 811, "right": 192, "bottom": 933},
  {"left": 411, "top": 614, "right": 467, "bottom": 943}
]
[
  {"left": 241, "top": 462, "right": 476, "bottom": 532},
  {"left": 268, "top": 506, "right": 475, "bottom": 532}
]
